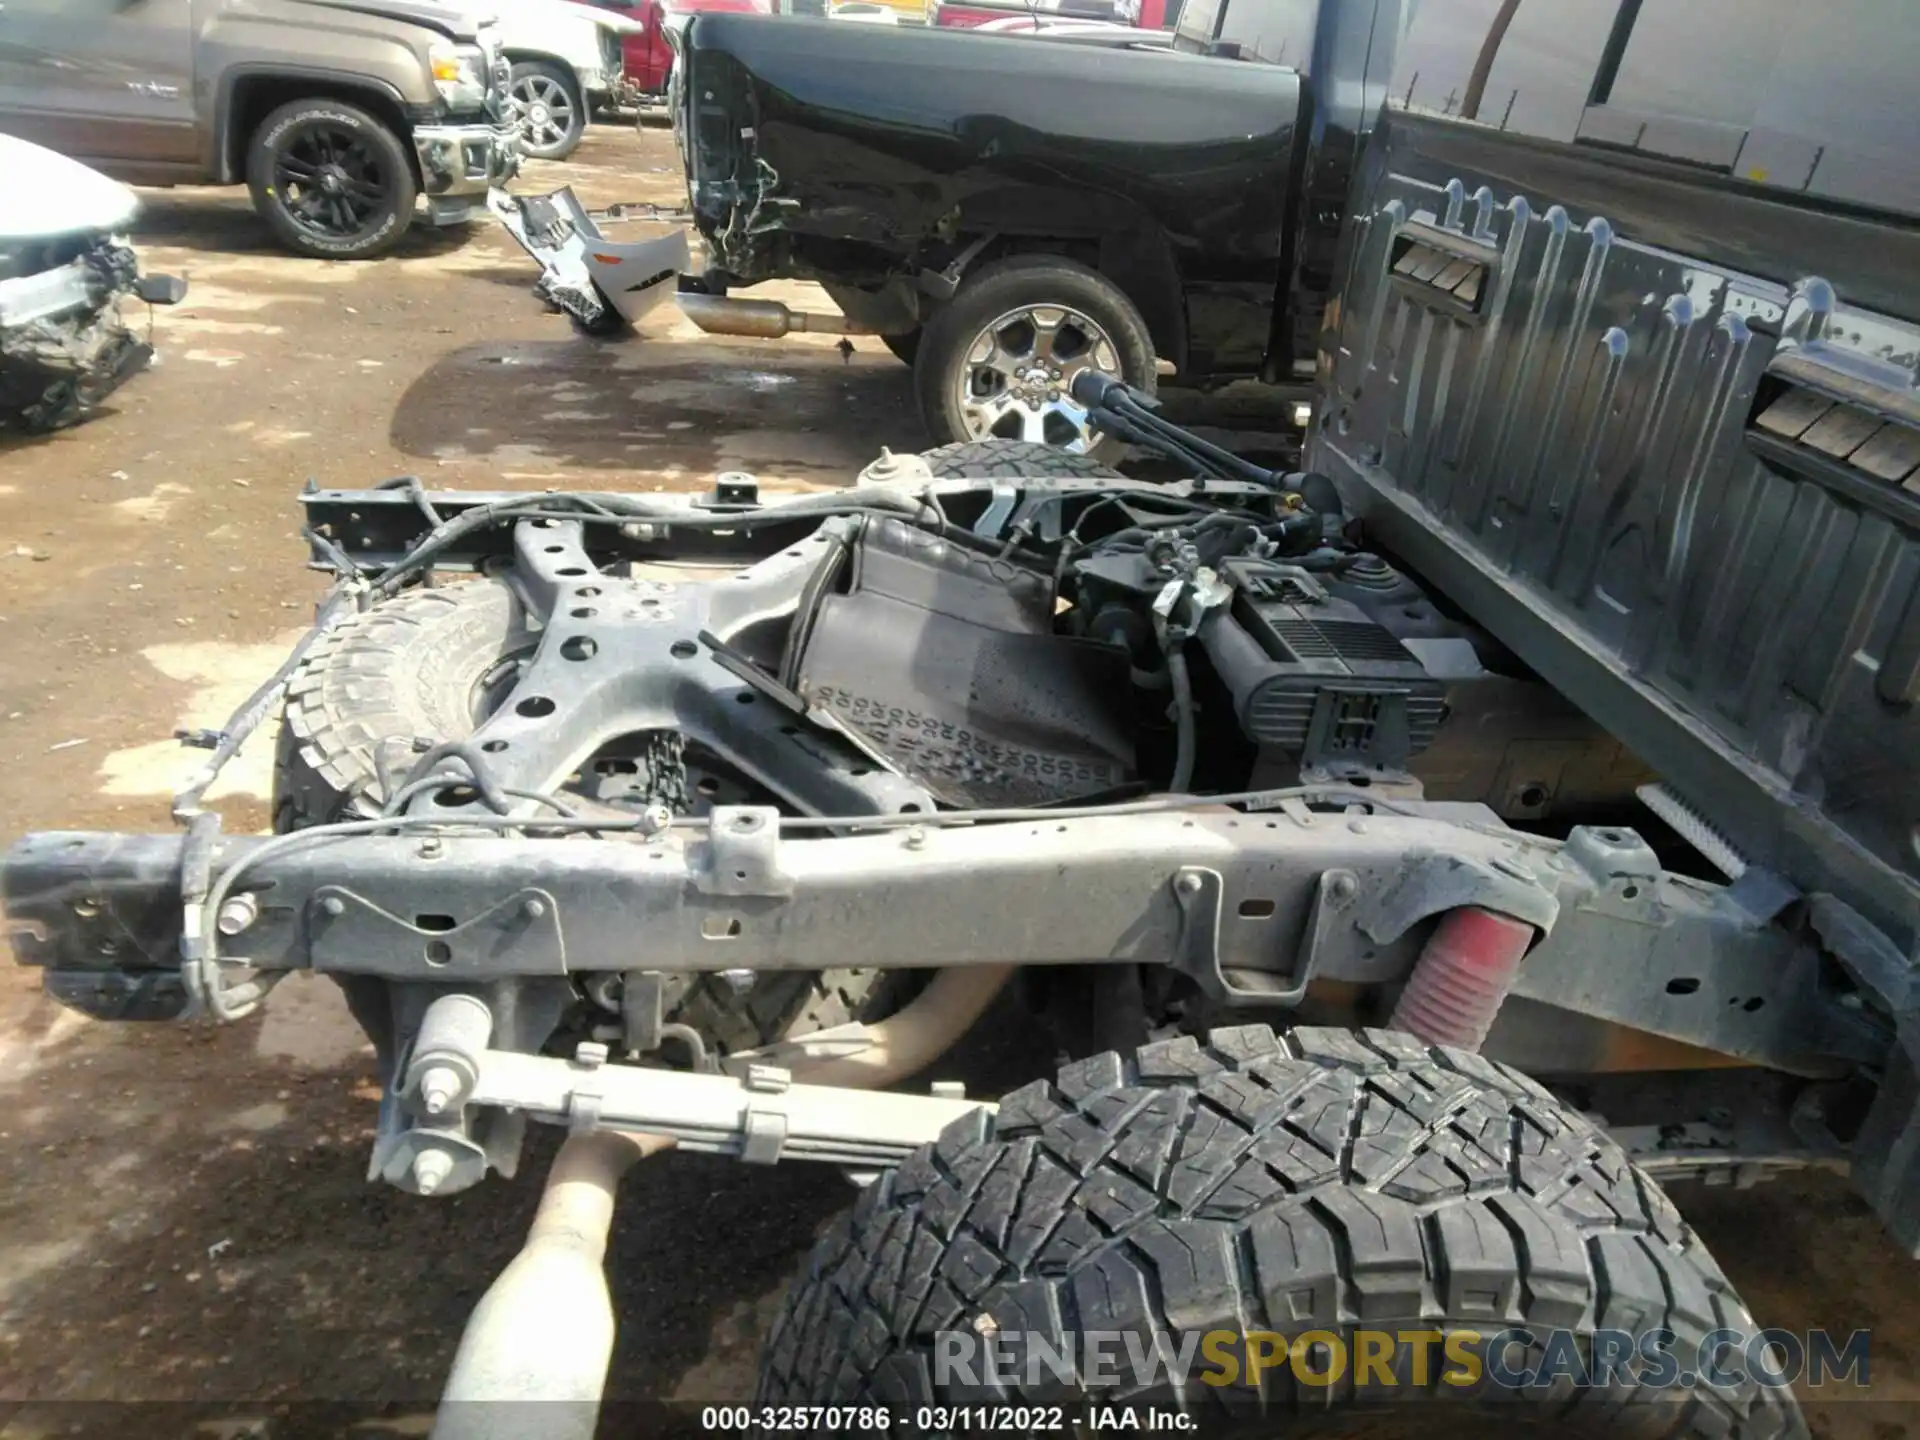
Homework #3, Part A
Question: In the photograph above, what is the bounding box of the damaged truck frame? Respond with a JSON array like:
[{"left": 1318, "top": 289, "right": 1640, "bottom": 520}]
[{"left": 9, "top": 0, "right": 1920, "bottom": 1434}]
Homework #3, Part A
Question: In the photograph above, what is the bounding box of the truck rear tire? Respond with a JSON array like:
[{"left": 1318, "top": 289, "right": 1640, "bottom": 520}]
[
  {"left": 508, "top": 61, "right": 587, "bottom": 160},
  {"left": 758, "top": 1026, "right": 1806, "bottom": 1439},
  {"left": 915, "top": 255, "right": 1155, "bottom": 457},
  {"left": 246, "top": 98, "right": 416, "bottom": 260}
]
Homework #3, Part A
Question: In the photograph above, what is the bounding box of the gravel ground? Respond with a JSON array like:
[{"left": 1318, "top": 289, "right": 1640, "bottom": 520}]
[{"left": 0, "top": 122, "right": 1913, "bottom": 1440}]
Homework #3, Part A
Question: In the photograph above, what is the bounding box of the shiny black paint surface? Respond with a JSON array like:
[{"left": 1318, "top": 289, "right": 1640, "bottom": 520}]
[{"left": 681, "top": 13, "right": 1303, "bottom": 378}]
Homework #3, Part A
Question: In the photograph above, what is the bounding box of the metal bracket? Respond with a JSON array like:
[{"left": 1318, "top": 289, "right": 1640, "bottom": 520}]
[
  {"left": 698, "top": 473, "right": 760, "bottom": 511},
  {"left": 309, "top": 886, "right": 567, "bottom": 978},
  {"left": 1809, "top": 892, "right": 1914, "bottom": 1015},
  {"left": 1357, "top": 849, "right": 1559, "bottom": 944},
  {"left": 1561, "top": 824, "right": 1663, "bottom": 882},
  {"left": 973, "top": 484, "right": 1019, "bottom": 538},
  {"left": 697, "top": 807, "right": 793, "bottom": 897},
  {"left": 622, "top": 971, "right": 666, "bottom": 1053},
  {"left": 1268, "top": 868, "right": 1358, "bottom": 1004},
  {"left": 917, "top": 232, "right": 997, "bottom": 303},
  {"left": 1169, "top": 867, "right": 1225, "bottom": 997},
  {"left": 1612, "top": 1118, "right": 1845, "bottom": 1189},
  {"left": 741, "top": 1064, "right": 794, "bottom": 1164},
  {"left": 568, "top": 1042, "right": 609, "bottom": 1133},
  {"left": 1173, "top": 865, "right": 1363, "bottom": 1006},
  {"left": 741, "top": 1109, "right": 789, "bottom": 1164},
  {"left": 596, "top": 201, "right": 693, "bottom": 224},
  {"left": 371, "top": 1124, "right": 491, "bottom": 1196}
]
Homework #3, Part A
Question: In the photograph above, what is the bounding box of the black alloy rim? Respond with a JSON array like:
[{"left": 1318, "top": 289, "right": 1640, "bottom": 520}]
[{"left": 272, "top": 123, "right": 392, "bottom": 241}]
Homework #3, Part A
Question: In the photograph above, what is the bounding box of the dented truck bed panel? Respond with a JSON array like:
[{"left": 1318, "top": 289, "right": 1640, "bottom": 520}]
[
  {"left": 1314, "top": 109, "right": 1920, "bottom": 945},
  {"left": 678, "top": 13, "right": 1302, "bottom": 375}
]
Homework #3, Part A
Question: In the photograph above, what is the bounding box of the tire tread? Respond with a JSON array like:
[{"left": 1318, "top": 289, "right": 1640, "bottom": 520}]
[{"left": 756, "top": 1027, "right": 1806, "bottom": 1439}]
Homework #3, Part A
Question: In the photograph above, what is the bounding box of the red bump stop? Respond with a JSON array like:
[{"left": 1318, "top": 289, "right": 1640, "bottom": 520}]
[{"left": 1388, "top": 906, "right": 1538, "bottom": 1052}]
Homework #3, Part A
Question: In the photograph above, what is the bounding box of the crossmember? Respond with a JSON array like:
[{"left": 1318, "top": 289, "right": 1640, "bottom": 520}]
[{"left": 6, "top": 801, "right": 1882, "bottom": 1080}]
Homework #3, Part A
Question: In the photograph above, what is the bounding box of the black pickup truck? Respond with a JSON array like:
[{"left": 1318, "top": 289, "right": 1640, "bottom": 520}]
[
  {"left": 668, "top": 0, "right": 1386, "bottom": 451},
  {"left": 7, "top": 0, "right": 1920, "bottom": 1422}
]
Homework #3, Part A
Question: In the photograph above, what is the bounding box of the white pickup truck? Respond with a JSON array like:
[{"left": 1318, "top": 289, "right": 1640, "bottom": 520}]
[{"left": 488, "top": 0, "right": 644, "bottom": 159}]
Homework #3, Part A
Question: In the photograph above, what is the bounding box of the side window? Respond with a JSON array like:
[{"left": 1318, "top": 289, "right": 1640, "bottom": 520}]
[
  {"left": 1174, "top": 0, "right": 1315, "bottom": 67},
  {"left": 1582, "top": 0, "right": 1788, "bottom": 169},
  {"left": 1585, "top": 0, "right": 1920, "bottom": 212},
  {"left": 1172, "top": 0, "right": 1225, "bottom": 51},
  {"left": 1212, "top": 0, "right": 1318, "bottom": 67},
  {"left": 1387, "top": 0, "right": 1920, "bottom": 217}
]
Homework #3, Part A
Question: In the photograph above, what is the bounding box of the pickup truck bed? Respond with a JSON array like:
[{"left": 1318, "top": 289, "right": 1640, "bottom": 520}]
[{"left": 1316, "top": 108, "right": 1920, "bottom": 951}]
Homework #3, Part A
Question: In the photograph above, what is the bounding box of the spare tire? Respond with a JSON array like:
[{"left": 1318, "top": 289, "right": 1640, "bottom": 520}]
[
  {"left": 920, "top": 438, "right": 1124, "bottom": 480},
  {"left": 271, "top": 577, "right": 893, "bottom": 1052},
  {"left": 275, "top": 580, "right": 532, "bottom": 830}
]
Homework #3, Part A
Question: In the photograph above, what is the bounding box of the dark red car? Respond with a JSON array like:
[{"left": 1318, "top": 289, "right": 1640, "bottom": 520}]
[{"left": 578, "top": 0, "right": 768, "bottom": 103}]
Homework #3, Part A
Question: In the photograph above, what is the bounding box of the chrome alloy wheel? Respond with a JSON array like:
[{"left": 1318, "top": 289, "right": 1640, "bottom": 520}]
[
  {"left": 954, "top": 304, "right": 1123, "bottom": 453},
  {"left": 508, "top": 72, "right": 577, "bottom": 157}
]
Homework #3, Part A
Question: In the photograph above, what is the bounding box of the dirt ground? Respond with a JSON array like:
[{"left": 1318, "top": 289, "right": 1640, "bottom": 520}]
[{"left": 0, "top": 123, "right": 1914, "bottom": 1439}]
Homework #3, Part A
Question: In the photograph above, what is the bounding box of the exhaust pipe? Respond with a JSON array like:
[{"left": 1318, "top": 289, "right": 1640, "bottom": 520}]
[
  {"left": 738, "top": 965, "right": 1014, "bottom": 1089},
  {"left": 677, "top": 291, "right": 882, "bottom": 340},
  {"left": 432, "top": 1131, "right": 673, "bottom": 1440},
  {"left": 431, "top": 967, "right": 1010, "bottom": 1436}
]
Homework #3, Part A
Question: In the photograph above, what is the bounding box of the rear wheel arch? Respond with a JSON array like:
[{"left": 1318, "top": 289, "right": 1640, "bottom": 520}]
[
  {"left": 930, "top": 188, "right": 1186, "bottom": 372},
  {"left": 218, "top": 69, "right": 418, "bottom": 187},
  {"left": 501, "top": 48, "right": 585, "bottom": 88},
  {"left": 913, "top": 253, "right": 1157, "bottom": 454}
]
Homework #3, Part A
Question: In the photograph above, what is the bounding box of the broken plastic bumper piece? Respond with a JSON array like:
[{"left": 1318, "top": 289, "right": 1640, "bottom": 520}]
[{"left": 488, "top": 185, "right": 688, "bottom": 331}]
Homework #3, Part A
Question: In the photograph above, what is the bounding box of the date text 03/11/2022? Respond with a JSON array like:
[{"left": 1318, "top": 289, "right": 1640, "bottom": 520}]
[{"left": 698, "top": 1406, "right": 1195, "bottom": 1431}]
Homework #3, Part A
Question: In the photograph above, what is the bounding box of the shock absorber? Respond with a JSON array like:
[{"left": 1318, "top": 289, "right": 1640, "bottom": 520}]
[{"left": 1388, "top": 907, "right": 1537, "bottom": 1052}]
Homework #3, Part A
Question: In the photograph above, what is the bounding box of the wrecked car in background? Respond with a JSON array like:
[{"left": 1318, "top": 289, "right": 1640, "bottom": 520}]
[{"left": 0, "top": 137, "right": 184, "bottom": 432}]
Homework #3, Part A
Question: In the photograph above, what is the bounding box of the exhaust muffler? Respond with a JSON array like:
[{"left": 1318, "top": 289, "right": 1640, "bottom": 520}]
[{"left": 676, "top": 291, "right": 884, "bottom": 340}]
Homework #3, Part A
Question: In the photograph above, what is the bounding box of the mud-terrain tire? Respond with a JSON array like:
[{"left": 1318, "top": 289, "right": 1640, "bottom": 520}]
[
  {"left": 274, "top": 580, "right": 532, "bottom": 829},
  {"left": 271, "top": 578, "right": 890, "bottom": 1050},
  {"left": 507, "top": 60, "right": 587, "bottom": 161},
  {"left": 758, "top": 1026, "right": 1806, "bottom": 1439},
  {"left": 246, "top": 99, "right": 416, "bottom": 260},
  {"left": 914, "top": 255, "right": 1155, "bottom": 456},
  {"left": 920, "top": 439, "right": 1123, "bottom": 481}
]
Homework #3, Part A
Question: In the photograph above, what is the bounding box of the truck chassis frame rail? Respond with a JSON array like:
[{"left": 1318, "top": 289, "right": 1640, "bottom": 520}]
[{"left": 3, "top": 468, "right": 1914, "bottom": 1241}]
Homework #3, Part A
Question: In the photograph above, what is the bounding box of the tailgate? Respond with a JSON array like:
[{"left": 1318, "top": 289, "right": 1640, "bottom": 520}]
[{"left": 1312, "top": 108, "right": 1920, "bottom": 944}]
